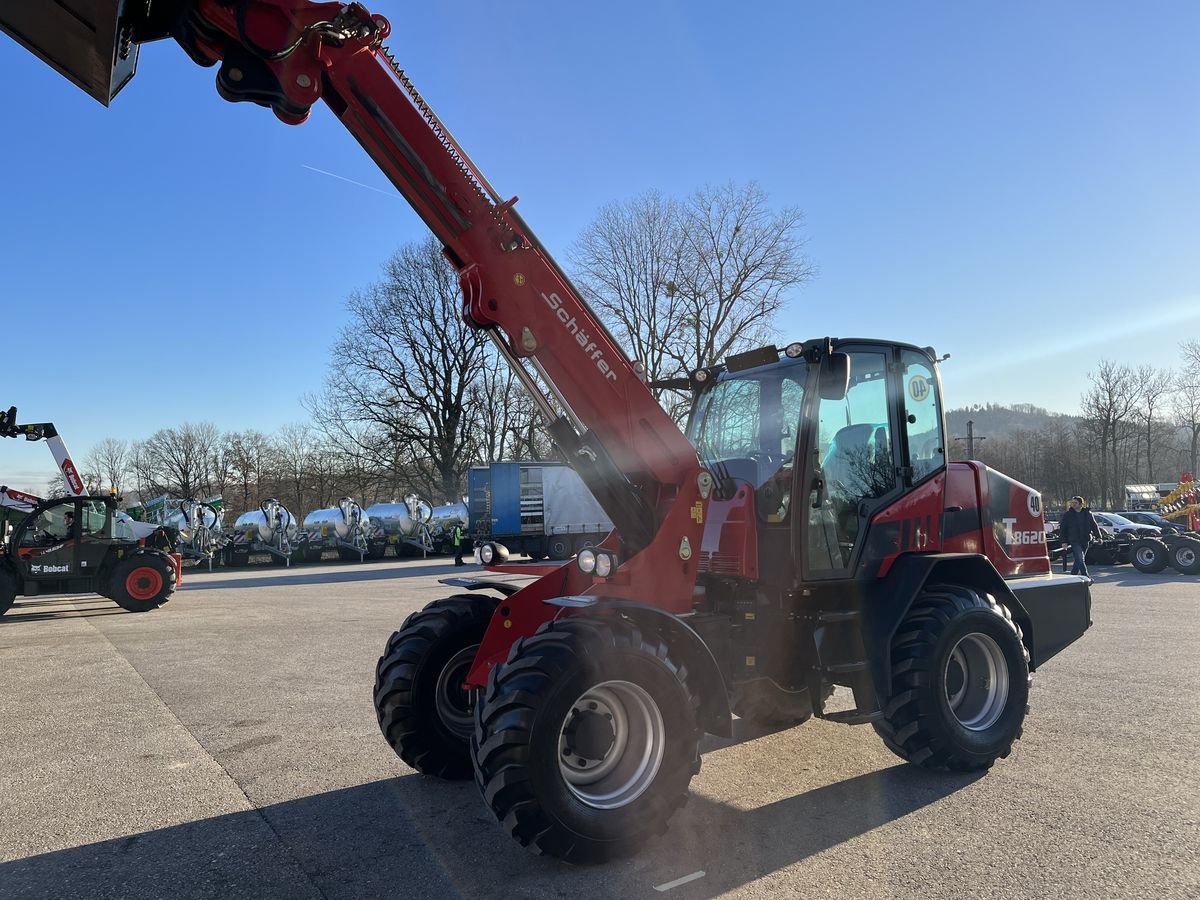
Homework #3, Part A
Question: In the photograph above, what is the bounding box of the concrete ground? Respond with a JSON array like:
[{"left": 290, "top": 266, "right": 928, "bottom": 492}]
[{"left": 0, "top": 558, "right": 1196, "bottom": 899}]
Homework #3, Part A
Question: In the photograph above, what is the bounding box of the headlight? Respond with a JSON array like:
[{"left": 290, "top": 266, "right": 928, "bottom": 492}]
[
  {"left": 594, "top": 551, "right": 617, "bottom": 578},
  {"left": 577, "top": 548, "right": 618, "bottom": 577}
]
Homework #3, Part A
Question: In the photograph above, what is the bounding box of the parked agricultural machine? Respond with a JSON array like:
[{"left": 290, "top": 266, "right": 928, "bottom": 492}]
[
  {"left": 364, "top": 495, "right": 466, "bottom": 556},
  {"left": 300, "top": 497, "right": 386, "bottom": 561},
  {"left": 1157, "top": 477, "right": 1200, "bottom": 531},
  {"left": 3, "top": 2, "right": 1093, "bottom": 864},
  {"left": 1110, "top": 477, "right": 1200, "bottom": 576},
  {"left": 131, "top": 495, "right": 227, "bottom": 569},
  {"left": 0, "top": 407, "right": 179, "bottom": 616},
  {"left": 426, "top": 500, "right": 469, "bottom": 554},
  {"left": 1127, "top": 480, "right": 1200, "bottom": 576},
  {"left": 225, "top": 499, "right": 300, "bottom": 566}
]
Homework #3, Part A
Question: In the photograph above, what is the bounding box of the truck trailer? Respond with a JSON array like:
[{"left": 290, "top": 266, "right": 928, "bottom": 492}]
[{"left": 468, "top": 462, "right": 613, "bottom": 560}]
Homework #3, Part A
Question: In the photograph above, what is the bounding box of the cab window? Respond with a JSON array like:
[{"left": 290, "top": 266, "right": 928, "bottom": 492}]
[
  {"left": 82, "top": 501, "right": 108, "bottom": 536},
  {"left": 901, "top": 350, "right": 945, "bottom": 482},
  {"left": 806, "top": 350, "right": 897, "bottom": 572},
  {"left": 22, "top": 506, "right": 67, "bottom": 546}
]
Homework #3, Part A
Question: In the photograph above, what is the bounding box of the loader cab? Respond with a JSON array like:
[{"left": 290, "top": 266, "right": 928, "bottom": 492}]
[
  {"left": 688, "top": 339, "right": 947, "bottom": 585},
  {"left": 9, "top": 496, "right": 119, "bottom": 591}
]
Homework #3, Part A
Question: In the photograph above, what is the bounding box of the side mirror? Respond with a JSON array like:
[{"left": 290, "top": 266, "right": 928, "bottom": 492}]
[{"left": 819, "top": 352, "right": 850, "bottom": 400}]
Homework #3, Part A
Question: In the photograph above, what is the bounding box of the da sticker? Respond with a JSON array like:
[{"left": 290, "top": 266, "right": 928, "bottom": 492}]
[{"left": 908, "top": 375, "right": 930, "bottom": 403}]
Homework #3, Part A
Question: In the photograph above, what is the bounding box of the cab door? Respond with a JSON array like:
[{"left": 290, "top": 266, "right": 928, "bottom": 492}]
[
  {"left": 75, "top": 499, "right": 115, "bottom": 576},
  {"left": 13, "top": 499, "right": 82, "bottom": 582},
  {"left": 799, "top": 346, "right": 904, "bottom": 580}
]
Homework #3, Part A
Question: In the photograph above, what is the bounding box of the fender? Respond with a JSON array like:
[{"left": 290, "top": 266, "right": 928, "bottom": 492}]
[
  {"left": 860, "top": 553, "right": 1091, "bottom": 703},
  {"left": 438, "top": 576, "right": 520, "bottom": 597},
  {"left": 99, "top": 546, "right": 182, "bottom": 594},
  {"left": 545, "top": 596, "right": 732, "bottom": 737}
]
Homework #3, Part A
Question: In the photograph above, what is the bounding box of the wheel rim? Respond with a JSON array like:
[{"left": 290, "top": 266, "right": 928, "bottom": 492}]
[
  {"left": 944, "top": 633, "right": 1009, "bottom": 731},
  {"left": 557, "top": 680, "right": 665, "bottom": 810},
  {"left": 1176, "top": 546, "right": 1197, "bottom": 567},
  {"left": 1136, "top": 545, "right": 1158, "bottom": 566},
  {"left": 433, "top": 644, "right": 479, "bottom": 737},
  {"left": 126, "top": 566, "right": 164, "bottom": 601}
]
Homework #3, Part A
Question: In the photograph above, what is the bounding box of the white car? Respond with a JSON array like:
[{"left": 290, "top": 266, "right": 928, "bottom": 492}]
[{"left": 1092, "top": 512, "right": 1160, "bottom": 538}]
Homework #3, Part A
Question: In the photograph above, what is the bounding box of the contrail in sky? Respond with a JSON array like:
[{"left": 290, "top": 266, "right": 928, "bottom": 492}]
[{"left": 301, "top": 164, "right": 397, "bottom": 197}]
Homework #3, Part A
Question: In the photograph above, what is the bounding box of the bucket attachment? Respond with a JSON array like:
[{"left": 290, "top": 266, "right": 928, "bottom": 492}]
[{"left": 0, "top": 1, "right": 161, "bottom": 105}]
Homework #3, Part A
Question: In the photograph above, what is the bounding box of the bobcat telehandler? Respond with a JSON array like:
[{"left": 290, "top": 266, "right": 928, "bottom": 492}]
[{"left": 0, "top": 407, "right": 180, "bottom": 617}]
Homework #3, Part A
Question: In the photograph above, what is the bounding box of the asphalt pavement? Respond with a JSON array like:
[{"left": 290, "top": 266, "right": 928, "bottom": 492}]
[{"left": 0, "top": 558, "right": 1196, "bottom": 899}]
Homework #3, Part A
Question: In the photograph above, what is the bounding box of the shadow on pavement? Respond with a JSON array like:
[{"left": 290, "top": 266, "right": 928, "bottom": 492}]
[
  {"left": 0, "top": 598, "right": 134, "bottom": 624},
  {"left": 0, "top": 761, "right": 981, "bottom": 899},
  {"left": 1104, "top": 572, "right": 1197, "bottom": 587},
  {"left": 642, "top": 764, "right": 983, "bottom": 897},
  {"left": 179, "top": 563, "right": 485, "bottom": 592},
  {"left": 700, "top": 715, "right": 794, "bottom": 753}
]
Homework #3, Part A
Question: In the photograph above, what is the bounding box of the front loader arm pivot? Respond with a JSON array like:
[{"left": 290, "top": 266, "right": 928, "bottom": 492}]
[{"left": 179, "top": 1, "right": 703, "bottom": 556}]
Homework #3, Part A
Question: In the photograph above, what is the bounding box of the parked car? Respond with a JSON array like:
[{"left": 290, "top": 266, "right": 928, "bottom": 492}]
[
  {"left": 1092, "top": 512, "right": 1161, "bottom": 538},
  {"left": 1045, "top": 518, "right": 1131, "bottom": 567},
  {"left": 1112, "top": 510, "right": 1191, "bottom": 535}
]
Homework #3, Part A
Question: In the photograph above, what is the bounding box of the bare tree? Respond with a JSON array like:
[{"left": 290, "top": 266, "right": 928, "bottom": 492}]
[
  {"left": 135, "top": 422, "right": 221, "bottom": 499},
  {"left": 323, "top": 237, "right": 489, "bottom": 501},
  {"left": 1080, "top": 361, "right": 1140, "bottom": 508},
  {"left": 224, "top": 430, "right": 277, "bottom": 514},
  {"left": 668, "top": 182, "right": 815, "bottom": 373},
  {"left": 1133, "top": 365, "right": 1174, "bottom": 482},
  {"left": 571, "top": 182, "right": 814, "bottom": 421},
  {"left": 570, "top": 191, "right": 687, "bottom": 394},
  {"left": 85, "top": 437, "right": 130, "bottom": 495},
  {"left": 1174, "top": 340, "right": 1200, "bottom": 478},
  {"left": 469, "top": 350, "right": 554, "bottom": 464}
]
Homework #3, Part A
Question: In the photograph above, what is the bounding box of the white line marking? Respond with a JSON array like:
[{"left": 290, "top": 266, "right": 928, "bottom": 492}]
[{"left": 654, "top": 870, "right": 706, "bottom": 892}]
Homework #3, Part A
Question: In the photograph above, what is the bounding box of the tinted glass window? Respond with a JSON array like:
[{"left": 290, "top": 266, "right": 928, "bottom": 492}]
[{"left": 901, "top": 350, "right": 945, "bottom": 482}]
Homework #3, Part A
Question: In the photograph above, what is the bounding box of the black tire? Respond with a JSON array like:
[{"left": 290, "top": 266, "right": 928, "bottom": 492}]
[
  {"left": 0, "top": 567, "right": 17, "bottom": 617},
  {"left": 731, "top": 678, "right": 833, "bottom": 727},
  {"left": 374, "top": 594, "right": 500, "bottom": 779},
  {"left": 1167, "top": 537, "right": 1200, "bottom": 576},
  {"left": 872, "top": 585, "right": 1030, "bottom": 772},
  {"left": 368, "top": 544, "right": 386, "bottom": 560},
  {"left": 547, "top": 535, "right": 572, "bottom": 560},
  {"left": 109, "top": 554, "right": 176, "bottom": 612},
  {"left": 472, "top": 616, "right": 702, "bottom": 863},
  {"left": 1131, "top": 539, "right": 1169, "bottom": 574}
]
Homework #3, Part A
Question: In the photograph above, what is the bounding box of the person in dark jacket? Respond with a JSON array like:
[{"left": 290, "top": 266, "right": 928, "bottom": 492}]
[{"left": 1059, "top": 496, "right": 1104, "bottom": 578}]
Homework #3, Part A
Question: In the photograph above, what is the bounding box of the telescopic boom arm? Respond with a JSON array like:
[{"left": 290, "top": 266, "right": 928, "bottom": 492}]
[
  {"left": 165, "top": 0, "right": 703, "bottom": 556},
  {"left": 0, "top": 407, "right": 86, "bottom": 496}
]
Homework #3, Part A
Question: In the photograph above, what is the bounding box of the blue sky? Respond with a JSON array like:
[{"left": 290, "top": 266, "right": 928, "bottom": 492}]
[{"left": 1, "top": 1, "right": 1197, "bottom": 493}]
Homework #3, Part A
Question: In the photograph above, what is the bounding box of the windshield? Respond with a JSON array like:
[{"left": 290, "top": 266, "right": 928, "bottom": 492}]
[
  {"left": 1098, "top": 513, "right": 1135, "bottom": 526},
  {"left": 688, "top": 359, "right": 807, "bottom": 489}
]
